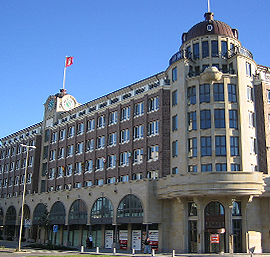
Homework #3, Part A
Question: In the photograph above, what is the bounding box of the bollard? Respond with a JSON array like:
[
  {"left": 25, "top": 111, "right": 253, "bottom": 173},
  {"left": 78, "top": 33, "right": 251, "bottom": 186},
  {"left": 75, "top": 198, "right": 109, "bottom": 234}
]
[
  {"left": 81, "top": 245, "right": 84, "bottom": 253},
  {"left": 113, "top": 247, "right": 116, "bottom": 255},
  {"left": 96, "top": 246, "right": 99, "bottom": 254},
  {"left": 152, "top": 249, "right": 155, "bottom": 256},
  {"left": 172, "top": 249, "right": 175, "bottom": 257},
  {"left": 132, "top": 248, "right": 135, "bottom": 255}
]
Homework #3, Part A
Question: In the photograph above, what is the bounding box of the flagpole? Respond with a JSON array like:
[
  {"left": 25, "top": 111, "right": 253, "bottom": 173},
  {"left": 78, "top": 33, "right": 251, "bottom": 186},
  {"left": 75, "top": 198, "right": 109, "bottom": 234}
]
[{"left": 62, "top": 56, "right": 67, "bottom": 89}]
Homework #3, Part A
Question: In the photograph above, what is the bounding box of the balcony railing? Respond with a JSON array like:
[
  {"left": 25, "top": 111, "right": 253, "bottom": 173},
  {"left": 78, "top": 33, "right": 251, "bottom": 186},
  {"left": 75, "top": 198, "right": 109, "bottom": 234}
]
[{"left": 169, "top": 46, "right": 253, "bottom": 66}]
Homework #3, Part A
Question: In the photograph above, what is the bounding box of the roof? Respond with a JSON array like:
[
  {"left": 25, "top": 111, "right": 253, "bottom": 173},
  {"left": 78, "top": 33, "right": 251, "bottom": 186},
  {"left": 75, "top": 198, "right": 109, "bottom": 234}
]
[{"left": 182, "top": 12, "right": 238, "bottom": 44}]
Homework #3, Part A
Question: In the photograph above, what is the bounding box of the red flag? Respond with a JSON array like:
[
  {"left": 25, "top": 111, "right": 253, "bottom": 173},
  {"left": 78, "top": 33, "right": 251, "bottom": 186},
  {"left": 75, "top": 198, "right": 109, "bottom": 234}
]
[{"left": 65, "top": 56, "right": 74, "bottom": 67}]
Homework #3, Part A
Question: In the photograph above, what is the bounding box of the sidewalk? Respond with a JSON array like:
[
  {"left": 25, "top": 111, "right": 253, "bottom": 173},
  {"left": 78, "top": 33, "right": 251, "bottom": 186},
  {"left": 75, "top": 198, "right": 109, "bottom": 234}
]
[{"left": 1, "top": 240, "right": 270, "bottom": 257}]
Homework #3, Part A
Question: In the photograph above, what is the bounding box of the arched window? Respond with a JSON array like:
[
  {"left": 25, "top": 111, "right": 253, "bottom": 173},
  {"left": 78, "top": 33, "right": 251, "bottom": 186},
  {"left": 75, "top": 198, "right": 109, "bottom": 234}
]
[
  {"left": 91, "top": 197, "right": 113, "bottom": 224},
  {"left": 205, "top": 201, "right": 225, "bottom": 229},
  {"left": 117, "top": 194, "right": 143, "bottom": 223},
  {"left": 68, "top": 199, "right": 87, "bottom": 224},
  {"left": 5, "top": 206, "right": 16, "bottom": 225},
  {"left": 33, "top": 203, "right": 48, "bottom": 225},
  {"left": 18, "top": 204, "right": 31, "bottom": 224},
  {"left": 49, "top": 201, "right": 66, "bottom": 224}
]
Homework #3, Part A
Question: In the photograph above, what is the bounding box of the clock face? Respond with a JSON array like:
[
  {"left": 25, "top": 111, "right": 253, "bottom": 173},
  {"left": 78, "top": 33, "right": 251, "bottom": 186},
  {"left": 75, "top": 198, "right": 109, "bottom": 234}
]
[
  {"left": 62, "top": 96, "right": 75, "bottom": 111},
  {"left": 47, "top": 99, "right": 55, "bottom": 111},
  {"left": 207, "top": 24, "right": 213, "bottom": 31}
]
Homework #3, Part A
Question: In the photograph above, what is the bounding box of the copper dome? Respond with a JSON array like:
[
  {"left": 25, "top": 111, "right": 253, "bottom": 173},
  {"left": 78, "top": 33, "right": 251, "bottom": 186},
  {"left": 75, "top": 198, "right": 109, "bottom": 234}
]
[{"left": 182, "top": 12, "right": 238, "bottom": 44}]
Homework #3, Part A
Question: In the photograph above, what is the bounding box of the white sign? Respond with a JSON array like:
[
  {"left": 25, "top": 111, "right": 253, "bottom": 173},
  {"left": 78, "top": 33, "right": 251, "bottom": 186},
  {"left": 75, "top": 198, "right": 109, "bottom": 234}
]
[
  {"left": 132, "top": 230, "right": 141, "bottom": 250},
  {"left": 24, "top": 218, "right": 31, "bottom": 228},
  {"left": 105, "top": 230, "right": 113, "bottom": 249}
]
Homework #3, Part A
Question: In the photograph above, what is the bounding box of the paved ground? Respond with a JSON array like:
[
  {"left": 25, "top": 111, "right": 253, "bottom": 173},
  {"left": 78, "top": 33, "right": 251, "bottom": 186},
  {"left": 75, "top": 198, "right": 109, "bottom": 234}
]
[{"left": 0, "top": 240, "right": 270, "bottom": 257}]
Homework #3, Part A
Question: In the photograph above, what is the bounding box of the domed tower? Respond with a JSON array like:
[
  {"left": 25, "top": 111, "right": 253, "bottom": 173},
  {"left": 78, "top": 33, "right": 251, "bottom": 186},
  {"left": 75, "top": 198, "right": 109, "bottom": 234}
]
[{"left": 164, "top": 11, "right": 264, "bottom": 253}]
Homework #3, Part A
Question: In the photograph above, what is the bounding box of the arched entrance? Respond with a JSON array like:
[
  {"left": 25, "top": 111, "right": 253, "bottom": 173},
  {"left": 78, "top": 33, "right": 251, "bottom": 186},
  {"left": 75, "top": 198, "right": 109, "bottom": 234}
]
[
  {"left": 204, "top": 201, "right": 225, "bottom": 253},
  {"left": 5, "top": 206, "right": 16, "bottom": 238}
]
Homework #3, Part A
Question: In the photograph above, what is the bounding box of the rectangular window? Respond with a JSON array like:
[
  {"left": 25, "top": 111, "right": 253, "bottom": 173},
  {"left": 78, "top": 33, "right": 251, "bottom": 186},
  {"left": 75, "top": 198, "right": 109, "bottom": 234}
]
[
  {"left": 187, "top": 86, "right": 196, "bottom": 105},
  {"left": 87, "top": 119, "right": 95, "bottom": 131},
  {"left": 57, "top": 147, "right": 64, "bottom": 159},
  {"left": 216, "top": 163, "right": 227, "bottom": 171},
  {"left": 231, "top": 163, "right": 240, "bottom": 171},
  {"left": 148, "top": 145, "right": 159, "bottom": 161},
  {"left": 77, "top": 123, "right": 84, "bottom": 135},
  {"left": 51, "top": 132, "right": 57, "bottom": 143},
  {"left": 148, "top": 97, "right": 159, "bottom": 112},
  {"left": 200, "top": 84, "right": 210, "bottom": 103},
  {"left": 133, "top": 149, "right": 143, "bottom": 164},
  {"left": 201, "top": 136, "right": 212, "bottom": 156},
  {"left": 202, "top": 41, "right": 209, "bottom": 58},
  {"left": 214, "top": 83, "right": 224, "bottom": 101},
  {"left": 214, "top": 109, "right": 225, "bottom": 128},
  {"left": 107, "top": 155, "right": 116, "bottom": 168},
  {"left": 148, "top": 120, "right": 159, "bottom": 136},
  {"left": 133, "top": 173, "right": 142, "bottom": 180},
  {"left": 45, "top": 129, "right": 50, "bottom": 142},
  {"left": 67, "top": 145, "right": 74, "bottom": 157},
  {"left": 97, "top": 116, "right": 105, "bottom": 128},
  {"left": 75, "top": 162, "right": 83, "bottom": 174},
  {"left": 215, "top": 136, "right": 226, "bottom": 156},
  {"left": 120, "top": 129, "right": 130, "bottom": 143},
  {"left": 97, "top": 136, "right": 105, "bottom": 149},
  {"left": 134, "top": 125, "right": 144, "bottom": 140},
  {"left": 67, "top": 126, "right": 75, "bottom": 138},
  {"left": 85, "top": 160, "right": 93, "bottom": 172},
  {"left": 248, "top": 111, "right": 255, "bottom": 127},
  {"left": 193, "top": 43, "right": 199, "bottom": 60},
  {"left": 172, "top": 167, "right": 178, "bottom": 174},
  {"left": 86, "top": 139, "right": 94, "bottom": 152},
  {"left": 230, "top": 136, "right": 239, "bottom": 156},
  {"left": 76, "top": 142, "right": 84, "bottom": 154},
  {"left": 134, "top": 102, "right": 144, "bottom": 116},
  {"left": 66, "top": 164, "right": 73, "bottom": 176},
  {"left": 188, "top": 165, "right": 197, "bottom": 173},
  {"left": 109, "top": 111, "right": 118, "bottom": 125},
  {"left": 228, "top": 84, "right": 237, "bottom": 102},
  {"left": 250, "top": 137, "right": 257, "bottom": 154},
  {"left": 120, "top": 152, "right": 130, "bottom": 166},
  {"left": 188, "top": 111, "right": 197, "bottom": 131},
  {"left": 247, "top": 86, "right": 254, "bottom": 101},
  {"left": 108, "top": 132, "right": 117, "bottom": 146},
  {"left": 119, "top": 175, "right": 129, "bottom": 182},
  {"left": 48, "top": 168, "right": 55, "bottom": 179},
  {"left": 59, "top": 129, "right": 66, "bottom": 140},
  {"left": 172, "top": 67, "right": 177, "bottom": 82},
  {"left": 221, "top": 41, "right": 228, "bottom": 57},
  {"left": 201, "top": 164, "right": 212, "bottom": 172},
  {"left": 49, "top": 150, "right": 56, "bottom": 161},
  {"left": 172, "top": 90, "right": 177, "bottom": 106},
  {"left": 107, "top": 177, "right": 116, "bottom": 184},
  {"left": 57, "top": 166, "right": 64, "bottom": 178},
  {"left": 267, "top": 90, "right": 270, "bottom": 104},
  {"left": 172, "top": 141, "right": 178, "bottom": 157},
  {"left": 121, "top": 107, "right": 130, "bottom": 121},
  {"left": 147, "top": 170, "right": 159, "bottom": 179},
  {"left": 200, "top": 110, "right": 211, "bottom": 129},
  {"left": 96, "top": 157, "right": 105, "bottom": 170},
  {"left": 246, "top": 62, "right": 251, "bottom": 77},
  {"left": 211, "top": 40, "right": 218, "bottom": 57},
  {"left": 229, "top": 110, "right": 238, "bottom": 129},
  {"left": 172, "top": 115, "right": 178, "bottom": 131},
  {"left": 188, "top": 138, "right": 197, "bottom": 157}
]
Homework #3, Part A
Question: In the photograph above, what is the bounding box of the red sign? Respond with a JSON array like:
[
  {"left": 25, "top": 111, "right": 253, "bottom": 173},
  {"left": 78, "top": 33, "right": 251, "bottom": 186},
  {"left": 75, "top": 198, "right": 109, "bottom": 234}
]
[{"left": 210, "top": 234, "right": 219, "bottom": 244}]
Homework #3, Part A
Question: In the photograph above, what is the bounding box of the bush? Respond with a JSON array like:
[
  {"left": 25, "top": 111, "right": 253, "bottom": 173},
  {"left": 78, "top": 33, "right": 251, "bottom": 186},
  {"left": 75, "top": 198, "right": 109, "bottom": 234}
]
[{"left": 26, "top": 243, "right": 77, "bottom": 251}]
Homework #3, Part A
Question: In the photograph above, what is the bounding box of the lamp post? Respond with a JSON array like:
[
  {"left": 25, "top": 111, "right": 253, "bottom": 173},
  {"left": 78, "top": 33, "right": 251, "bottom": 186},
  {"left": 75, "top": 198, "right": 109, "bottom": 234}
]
[{"left": 18, "top": 144, "right": 36, "bottom": 251}]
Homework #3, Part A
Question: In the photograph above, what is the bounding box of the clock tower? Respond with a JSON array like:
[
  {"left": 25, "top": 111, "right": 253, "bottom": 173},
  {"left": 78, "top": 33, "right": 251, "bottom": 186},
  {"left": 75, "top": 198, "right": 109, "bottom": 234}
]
[{"left": 43, "top": 89, "right": 80, "bottom": 127}]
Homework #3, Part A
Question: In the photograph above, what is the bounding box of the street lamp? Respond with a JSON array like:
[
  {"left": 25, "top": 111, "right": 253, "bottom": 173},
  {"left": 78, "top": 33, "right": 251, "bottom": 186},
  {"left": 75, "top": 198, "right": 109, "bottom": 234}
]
[{"left": 18, "top": 144, "right": 36, "bottom": 251}]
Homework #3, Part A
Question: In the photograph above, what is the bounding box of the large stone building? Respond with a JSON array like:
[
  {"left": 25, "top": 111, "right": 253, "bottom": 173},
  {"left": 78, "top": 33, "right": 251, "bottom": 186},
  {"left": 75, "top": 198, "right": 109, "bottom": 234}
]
[{"left": 1, "top": 9, "right": 270, "bottom": 254}]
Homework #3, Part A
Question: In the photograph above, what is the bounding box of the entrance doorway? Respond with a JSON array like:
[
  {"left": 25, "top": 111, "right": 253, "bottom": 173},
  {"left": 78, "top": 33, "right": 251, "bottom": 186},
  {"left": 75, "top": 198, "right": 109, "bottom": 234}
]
[{"left": 204, "top": 201, "right": 225, "bottom": 253}]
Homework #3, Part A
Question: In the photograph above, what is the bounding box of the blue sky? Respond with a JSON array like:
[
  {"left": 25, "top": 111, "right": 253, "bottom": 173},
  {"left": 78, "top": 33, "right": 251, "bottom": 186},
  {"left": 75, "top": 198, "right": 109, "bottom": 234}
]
[{"left": 1, "top": 0, "right": 270, "bottom": 139}]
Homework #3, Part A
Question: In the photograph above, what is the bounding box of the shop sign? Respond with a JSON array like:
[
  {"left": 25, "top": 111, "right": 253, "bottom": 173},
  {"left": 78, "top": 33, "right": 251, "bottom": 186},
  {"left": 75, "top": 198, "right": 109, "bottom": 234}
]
[
  {"left": 149, "top": 230, "right": 159, "bottom": 251},
  {"left": 105, "top": 230, "right": 113, "bottom": 248},
  {"left": 119, "top": 230, "right": 128, "bottom": 250},
  {"left": 132, "top": 230, "right": 141, "bottom": 250},
  {"left": 210, "top": 234, "right": 219, "bottom": 244}
]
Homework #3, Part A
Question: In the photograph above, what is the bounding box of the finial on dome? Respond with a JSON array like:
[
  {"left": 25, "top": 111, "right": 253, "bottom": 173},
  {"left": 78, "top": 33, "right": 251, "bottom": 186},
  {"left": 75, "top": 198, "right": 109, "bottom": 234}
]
[{"left": 207, "top": 0, "right": 211, "bottom": 12}]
